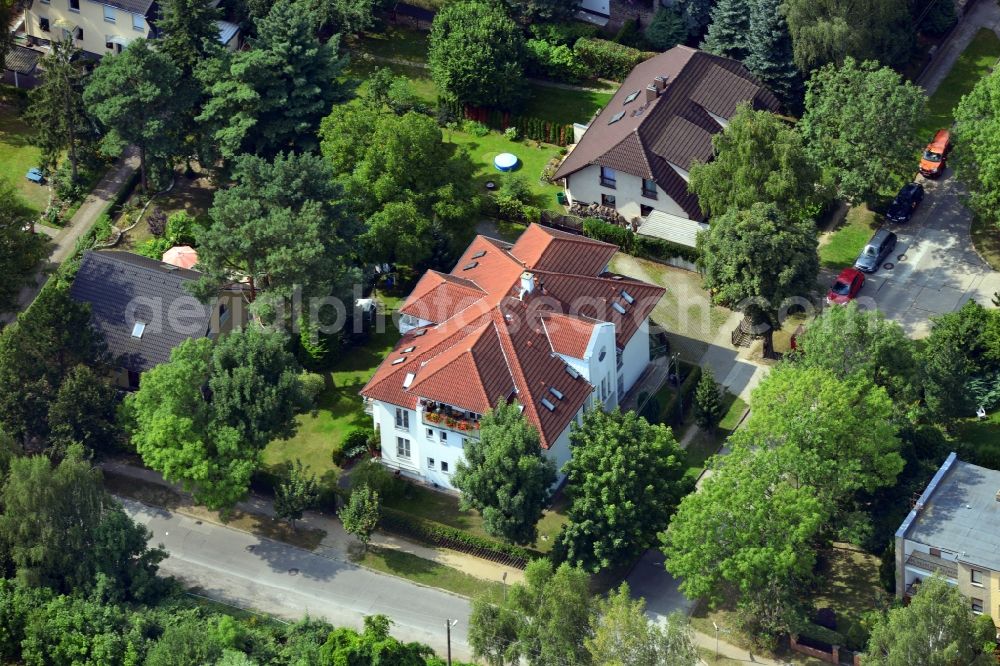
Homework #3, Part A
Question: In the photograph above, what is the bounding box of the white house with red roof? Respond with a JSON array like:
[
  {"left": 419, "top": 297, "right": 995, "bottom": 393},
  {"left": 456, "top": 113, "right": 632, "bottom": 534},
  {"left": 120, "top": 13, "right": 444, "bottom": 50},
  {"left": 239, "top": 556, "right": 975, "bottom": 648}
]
[{"left": 360, "top": 224, "right": 664, "bottom": 490}]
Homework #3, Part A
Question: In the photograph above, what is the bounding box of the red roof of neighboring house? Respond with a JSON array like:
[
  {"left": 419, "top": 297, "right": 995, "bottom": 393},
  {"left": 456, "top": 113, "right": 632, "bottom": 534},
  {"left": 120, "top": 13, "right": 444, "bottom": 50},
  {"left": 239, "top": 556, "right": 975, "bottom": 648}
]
[
  {"left": 553, "top": 46, "right": 780, "bottom": 220},
  {"left": 360, "top": 224, "right": 665, "bottom": 448}
]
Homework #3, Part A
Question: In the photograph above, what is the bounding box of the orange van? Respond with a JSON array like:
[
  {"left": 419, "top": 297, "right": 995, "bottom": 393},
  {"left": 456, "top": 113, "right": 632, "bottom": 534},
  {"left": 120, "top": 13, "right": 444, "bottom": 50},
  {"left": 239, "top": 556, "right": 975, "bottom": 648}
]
[{"left": 919, "top": 129, "right": 951, "bottom": 178}]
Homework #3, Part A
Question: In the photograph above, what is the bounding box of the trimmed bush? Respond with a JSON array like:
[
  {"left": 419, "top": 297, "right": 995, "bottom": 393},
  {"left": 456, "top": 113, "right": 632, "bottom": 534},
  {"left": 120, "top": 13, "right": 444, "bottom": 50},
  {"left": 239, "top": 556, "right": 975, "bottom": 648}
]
[
  {"left": 298, "top": 372, "right": 326, "bottom": 406},
  {"left": 379, "top": 507, "right": 537, "bottom": 567},
  {"left": 525, "top": 39, "right": 587, "bottom": 82},
  {"left": 582, "top": 218, "right": 635, "bottom": 252},
  {"left": 635, "top": 234, "right": 700, "bottom": 264},
  {"left": 660, "top": 363, "right": 702, "bottom": 427},
  {"left": 574, "top": 38, "right": 655, "bottom": 81}
]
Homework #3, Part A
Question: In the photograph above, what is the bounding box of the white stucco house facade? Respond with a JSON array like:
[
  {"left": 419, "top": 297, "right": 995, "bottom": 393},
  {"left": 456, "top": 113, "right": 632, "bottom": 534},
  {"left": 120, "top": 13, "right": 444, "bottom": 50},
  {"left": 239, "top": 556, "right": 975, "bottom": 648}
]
[{"left": 360, "top": 224, "right": 665, "bottom": 492}]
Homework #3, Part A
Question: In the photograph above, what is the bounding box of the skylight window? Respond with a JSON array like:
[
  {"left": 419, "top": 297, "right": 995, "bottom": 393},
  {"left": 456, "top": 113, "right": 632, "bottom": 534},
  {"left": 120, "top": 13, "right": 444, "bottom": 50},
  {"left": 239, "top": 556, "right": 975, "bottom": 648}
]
[
  {"left": 540, "top": 398, "right": 556, "bottom": 412},
  {"left": 621, "top": 290, "right": 634, "bottom": 304},
  {"left": 472, "top": 250, "right": 486, "bottom": 259},
  {"left": 391, "top": 357, "right": 405, "bottom": 365},
  {"left": 612, "top": 302, "right": 627, "bottom": 315},
  {"left": 463, "top": 261, "right": 479, "bottom": 271},
  {"left": 403, "top": 372, "right": 415, "bottom": 388},
  {"left": 131, "top": 321, "right": 146, "bottom": 338},
  {"left": 608, "top": 111, "right": 626, "bottom": 125},
  {"left": 549, "top": 387, "right": 564, "bottom": 400},
  {"left": 412, "top": 329, "right": 427, "bottom": 337},
  {"left": 402, "top": 346, "right": 415, "bottom": 353},
  {"left": 623, "top": 90, "right": 640, "bottom": 104},
  {"left": 565, "top": 365, "right": 580, "bottom": 379}
]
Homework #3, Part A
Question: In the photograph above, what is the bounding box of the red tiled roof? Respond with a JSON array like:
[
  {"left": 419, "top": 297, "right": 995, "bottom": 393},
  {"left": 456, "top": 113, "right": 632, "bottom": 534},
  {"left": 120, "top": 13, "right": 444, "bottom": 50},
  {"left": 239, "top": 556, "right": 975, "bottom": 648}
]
[
  {"left": 359, "top": 224, "right": 664, "bottom": 448},
  {"left": 553, "top": 46, "right": 780, "bottom": 220}
]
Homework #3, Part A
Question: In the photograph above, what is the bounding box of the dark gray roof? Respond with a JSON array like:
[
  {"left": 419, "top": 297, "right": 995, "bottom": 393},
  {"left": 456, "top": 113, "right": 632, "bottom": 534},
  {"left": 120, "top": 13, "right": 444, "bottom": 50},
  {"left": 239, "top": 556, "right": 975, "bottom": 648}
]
[
  {"left": 899, "top": 454, "right": 1000, "bottom": 571},
  {"left": 69, "top": 250, "right": 212, "bottom": 373},
  {"left": 5, "top": 46, "right": 42, "bottom": 75}
]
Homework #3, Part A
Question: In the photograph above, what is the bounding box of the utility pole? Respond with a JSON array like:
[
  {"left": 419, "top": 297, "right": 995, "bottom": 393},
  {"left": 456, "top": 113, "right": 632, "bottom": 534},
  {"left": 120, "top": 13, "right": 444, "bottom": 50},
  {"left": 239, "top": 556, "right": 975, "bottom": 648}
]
[
  {"left": 446, "top": 619, "right": 458, "bottom": 666},
  {"left": 671, "top": 352, "right": 683, "bottom": 425},
  {"left": 713, "top": 621, "right": 720, "bottom": 661},
  {"left": 502, "top": 571, "right": 507, "bottom": 601}
]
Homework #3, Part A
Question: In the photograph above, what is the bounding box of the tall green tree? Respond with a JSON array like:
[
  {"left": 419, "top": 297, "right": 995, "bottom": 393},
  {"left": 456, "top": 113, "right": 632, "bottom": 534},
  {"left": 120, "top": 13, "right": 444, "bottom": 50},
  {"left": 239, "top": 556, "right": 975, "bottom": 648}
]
[
  {"left": 0, "top": 182, "right": 47, "bottom": 313},
  {"left": 783, "top": 0, "right": 915, "bottom": 72},
  {"left": 25, "top": 39, "right": 92, "bottom": 181},
  {"left": 339, "top": 484, "right": 380, "bottom": 551},
  {"left": 674, "top": 0, "right": 714, "bottom": 37},
  {"left": 790, "top": 301, "right": 921, "bottom": 409},
  {"left": 319, "top": 108, "right": 481, "bottom": 267},
  {"left": 865, "top": 576, "right": 997, "bottom": 666},
  {"left": 662, "top": 444, "right": 827, "bottom": 638},
  {"left": 191, "top": 152, "right": 355, "bottom": 307},
  {"left": 157, "top": 0, "right": 223, "bottom": 75},
  {"left": 732, "top": 364, "right": 903, "bottom": 504},
  {"left": 0, "top": 446, "right": 165, "bottom": 600},
  {"left": 124, "top": 329, "right": 303, "bottom": 510},
  {"left": 701, "top": 0, "right": 748, "bottom": 61},
  {"left": 954, "top": 66, "right": 1000, "bottom": 226},
  {"left": 84, "top": 39, "right": 189, "bottom": 191},
  {"left": 469, "top": 560, "right": 592, "bottom": 666},
  {"left": 46, "top": 365, "right": 120, "bottom": 454},
  {"left": 557, "top": 408, "right": 687, "bottom": 573},
  {"left": 644, "top": 8, "right": 688, "bottom": 51},
  {"left": 500, "top": 0, "right": 572, "bottom": 22},
  {"left": 453, "top": 401, "right": 555, "bottom": 546},
  {"left": 0, "top": 283, "right": 106, "bottom": 443},
  {"left": 693, "top": 368, "right": 723, "bottom": 431},
  {"left": 586, "top": 586, "right": 698, "bottom": 666},
  {"left": 198, "top": 0, "right": 347, "bottom": 161},
  {"left": 745, "top": 0, "right": 803, "bottom": 113},
  {"left": 800, "top": 58, "right": 925, "bottom": 203},
  {"left": 689, "top": 104, "right": 824, "bottom": 221},
  {"left": 428, "top": 0, "right": 527, "bottom": 109},
  {"left": 696, "top": 202, "right": 818, "bottom": 357},
  {"left": 274, "top": 460, "right": 319, "bottom": 529}
]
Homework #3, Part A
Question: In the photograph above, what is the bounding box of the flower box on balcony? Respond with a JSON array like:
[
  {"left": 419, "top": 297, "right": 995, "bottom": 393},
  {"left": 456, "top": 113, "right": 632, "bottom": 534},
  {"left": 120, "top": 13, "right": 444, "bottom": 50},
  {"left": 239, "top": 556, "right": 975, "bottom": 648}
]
[{"left": 426, "top": 412, "right": 442, "bottom": 423}]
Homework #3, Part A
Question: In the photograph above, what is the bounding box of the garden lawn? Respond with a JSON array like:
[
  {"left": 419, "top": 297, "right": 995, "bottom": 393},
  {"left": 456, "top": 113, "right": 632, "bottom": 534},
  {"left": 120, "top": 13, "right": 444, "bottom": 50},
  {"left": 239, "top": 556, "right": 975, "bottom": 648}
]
[
  {"left": 682, "top": 394, "right": 748, "bottom": 480},
  {"left": 818, "top": 204, "right": 880, "bottom": 269},
  {"left": 971, "top": 212, "right": 1000, "bottom": 270},
  {"left": 446, "top": 128, "right": 564, "bottom": 212},
  {"left": 956, "top": 407, "right": 1000, "bottom": 448},
  {"left": 919, "top": 29, "right": 1000, "bottom": 139},
  {"left": 262, "top": 295, "right": 403, "bottom": 482},
  {"left": 352, "top": 546, "right": 505, "bottom": 598},
  {"left": 521, "top": 84, "right": 613, "bottom": 127},
  {"left": 0, "top": 106, "right": 47, "bottom": 214},
  {"left": 353, "top": 25, "right": 430, "bottom": 63},
  {"left": 807, "top": 543, "right": 883, "bottom": 651}
]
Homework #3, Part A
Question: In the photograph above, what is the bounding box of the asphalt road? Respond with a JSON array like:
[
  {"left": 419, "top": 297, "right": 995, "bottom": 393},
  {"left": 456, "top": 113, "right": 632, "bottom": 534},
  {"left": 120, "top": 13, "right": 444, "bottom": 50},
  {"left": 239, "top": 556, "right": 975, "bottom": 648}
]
[
  {"left": 829, "top": 168, "right": 1000, "bottom": 338},
  {"left": 121, "top": 499, "right": 474, "bottom": 660}
]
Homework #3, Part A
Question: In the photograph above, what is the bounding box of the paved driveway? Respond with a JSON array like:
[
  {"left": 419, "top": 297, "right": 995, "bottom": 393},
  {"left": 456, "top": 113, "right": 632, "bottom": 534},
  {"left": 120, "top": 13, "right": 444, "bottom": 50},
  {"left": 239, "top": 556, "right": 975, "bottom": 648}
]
[{"left": 846, "top": 169, "right": 1000, "bottom": 337}]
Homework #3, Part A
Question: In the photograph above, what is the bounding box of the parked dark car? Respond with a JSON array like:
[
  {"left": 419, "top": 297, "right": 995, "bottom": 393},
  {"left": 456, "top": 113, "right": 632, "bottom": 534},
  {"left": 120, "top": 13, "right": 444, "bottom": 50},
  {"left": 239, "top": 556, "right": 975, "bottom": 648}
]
[
  {"left": 885, "top": 182, "right": 924, "bottom": 223},
  {"left": 855, "top": 229, "right": 898, "bottom": 273}
]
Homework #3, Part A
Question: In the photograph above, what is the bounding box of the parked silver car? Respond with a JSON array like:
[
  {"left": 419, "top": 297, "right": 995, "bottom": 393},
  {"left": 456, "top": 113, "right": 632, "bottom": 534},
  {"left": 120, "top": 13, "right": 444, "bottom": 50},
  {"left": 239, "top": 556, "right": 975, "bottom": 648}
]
[{"left": 855, "top": 229, "right": 897, "bottom": 273}]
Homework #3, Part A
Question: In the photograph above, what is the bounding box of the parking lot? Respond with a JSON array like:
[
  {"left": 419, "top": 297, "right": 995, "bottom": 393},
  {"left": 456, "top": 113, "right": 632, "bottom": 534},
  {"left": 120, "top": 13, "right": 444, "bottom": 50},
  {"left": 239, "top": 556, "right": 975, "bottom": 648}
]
[{"left": 842, "top": 169, "right": 1000, "bottom": 337}]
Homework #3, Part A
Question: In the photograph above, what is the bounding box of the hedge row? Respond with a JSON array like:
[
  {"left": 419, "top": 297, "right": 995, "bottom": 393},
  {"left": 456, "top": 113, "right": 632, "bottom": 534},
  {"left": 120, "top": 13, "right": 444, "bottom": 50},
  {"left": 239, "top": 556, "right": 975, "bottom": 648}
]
[
  {"left": 635, "top": 235, "right": 700, "bottom": 265},
  {"left": 574, "top": 38, "right": 656, "bottom": 82},
  {"left": 640, "top": 361, "right": 702, "bottom": 427},
  {"left": 441, "top": 97, "right": 575, "bottom": 146},
  {"left": 582, "top": 218, "right": 635, "bottom": 252},
  {"left": 379, "top": 506, "right": 537, "bottom": 568}
]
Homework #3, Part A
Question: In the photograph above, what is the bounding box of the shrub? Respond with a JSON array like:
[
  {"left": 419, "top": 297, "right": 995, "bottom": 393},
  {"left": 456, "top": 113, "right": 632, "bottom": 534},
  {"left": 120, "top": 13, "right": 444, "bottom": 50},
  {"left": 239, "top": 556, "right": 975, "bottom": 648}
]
[
  {"left": 499, "top": 175, "right": 532, "bottom": 204},
  {"left": 529, "top": 21, "right": 598, "bottom": 46},
  {"left": 135, "top": 237, "right": 173, "bottom": 260},
  {"left": 463, "top": 120, "right": 490, "bottom": 137},
  {"left": 504, "top": 126, "right": 519, "bottom": 141},
  {"left": 147, "top": 208, "right": 167, "bottom": 237},
  {"left": 635, "top": 234, "right": 700, "bottom": 264},
  {"left": 574, "top": 38, "right": 654, "bottom": 81},
  {"left": 379, "top": 507, "right": 536, "bottom": 565},
  {"left": 582, "top": 218, "right": 635, "bottom": 252},
  {"left": 298, "top": 372, "right": 326, "bottom": 407},
  {"left": 660, "top": 363, "right": 701, "bottom": 426},
  {"left": 613, "top": 18, "right": 648, "bottom": 50},
  {"left": 645, "top": 7, "right": 688, "bottom": 51},
  {"left": 349, "top": 459, "right": 406, "bottom": 503},
  {"left": 494, "top": 192, "right": 528, "bottom": 222},
  {"left": 525, "top": 39, "right": 587, "bottom": 82},
  {"left": 165, "top": 212, "right": 197, "bottom": 246}
]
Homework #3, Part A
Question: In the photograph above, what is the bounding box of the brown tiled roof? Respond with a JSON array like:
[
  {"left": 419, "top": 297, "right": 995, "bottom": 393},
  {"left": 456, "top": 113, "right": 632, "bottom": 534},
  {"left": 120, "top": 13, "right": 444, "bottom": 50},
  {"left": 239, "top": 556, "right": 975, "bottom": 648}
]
[
  {"left": 553, "top": 46, "right": 780, "bottom": 220},
  {"left": 360, "top": 224, "right": 664, "bottom": 448}
]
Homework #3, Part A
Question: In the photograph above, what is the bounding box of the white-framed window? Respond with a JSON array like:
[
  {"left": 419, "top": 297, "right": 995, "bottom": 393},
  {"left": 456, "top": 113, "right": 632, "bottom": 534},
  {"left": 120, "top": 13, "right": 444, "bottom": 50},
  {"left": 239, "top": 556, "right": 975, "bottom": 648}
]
[
  {"left": 395, "top": 408, "right": 409, "bottom": 431},
  {"left": 68, "top": 0, "right": 79, "bottom": 11},
  {"left": 972, "top": 598, "right": 984, "bottom": 614},
  {"left": 441, "top": 461, "right": 449, "bottom": 473},
  {"left": 132, "top": 13, "right": 144, "bottom": 30},
  {"left": 440, "top": 431, "right": 447, "bottom": 442},
  {"left": 427, "top": 457, "right": 435, "bottom": 469},
  {"left": 103, "top": 5, "right": 116, "bottom": 22},
  {"left": 971, "top": 569, "right": 984, "bottom": 586},
  {"left": 396, "top": 436, "right": 411, "bottom": 459}
]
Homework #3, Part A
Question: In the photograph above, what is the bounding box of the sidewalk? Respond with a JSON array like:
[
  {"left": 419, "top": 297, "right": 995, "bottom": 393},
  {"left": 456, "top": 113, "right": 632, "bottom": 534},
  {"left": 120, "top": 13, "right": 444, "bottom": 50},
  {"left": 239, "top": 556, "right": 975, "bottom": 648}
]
[
  {"left": 100, "top": 460, "right": 525, "bottom": 586},
  {"left": 2, "top": 147, "right": 140, "bottom": 323},
  {"left": 918, "top": 0, "right": 1000, "bottom": 96}
]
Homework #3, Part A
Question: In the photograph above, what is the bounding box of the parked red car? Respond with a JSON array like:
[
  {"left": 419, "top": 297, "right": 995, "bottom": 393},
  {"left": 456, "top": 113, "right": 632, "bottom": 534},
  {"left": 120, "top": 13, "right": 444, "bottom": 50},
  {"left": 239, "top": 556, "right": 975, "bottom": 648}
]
[{"left": 827, "top": 267, "right": 865, "bottom": 305}]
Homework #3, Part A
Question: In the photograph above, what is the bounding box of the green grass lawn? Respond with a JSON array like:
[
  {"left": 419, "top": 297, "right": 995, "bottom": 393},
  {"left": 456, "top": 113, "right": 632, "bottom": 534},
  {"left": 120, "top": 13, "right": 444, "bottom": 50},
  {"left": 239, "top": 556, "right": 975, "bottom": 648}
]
[
  {"left": 0, "top": 106, "right": 47, "bottom": 214},
  {"left": 807, "top": 543, "right": 884, "bottom": 651},
  {"left": 262, "top": 295, "right": 403, "bottom": 480},
  {"left": 353, "top": 25, "right": 430, "bottom": 63},
  {"left": 919, "top": 28, "right": 1000, "bottom": 139},
  {"left": 818, "top": 204, "right": 880, "bottom": 269},
  {"left": 681, "top": 394, "right": 748, "bottom": 479},
  {"left": 971, "top": 212, "right": 1000, "bottom": 271},
  {"left": 957, "top": 407, "right": 1000, "bottom": 448},
  {"left": 352, "top": 545, "right": 505, "bottom": 598},
  {"left": 521, "top": 84, "right": 613, "bottom": 127},
  {"left": 446, "top": 128, "right": 564, "bottom": 212}
]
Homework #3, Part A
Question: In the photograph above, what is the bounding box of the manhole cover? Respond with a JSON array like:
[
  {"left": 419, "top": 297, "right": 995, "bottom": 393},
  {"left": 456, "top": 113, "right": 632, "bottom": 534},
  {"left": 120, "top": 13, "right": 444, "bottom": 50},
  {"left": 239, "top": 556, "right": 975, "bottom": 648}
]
[
  {"left": 288, "top": 568, "right": 299, "bottom": 576},
  {"left": 195, "top": 520, "right": 202, "bottom": 525},
  {"left": 245, "top": 545, "right": 256, "bottom": 552},
  {"left": 883, "top": 262, "right": 895, "bottom": 270}
]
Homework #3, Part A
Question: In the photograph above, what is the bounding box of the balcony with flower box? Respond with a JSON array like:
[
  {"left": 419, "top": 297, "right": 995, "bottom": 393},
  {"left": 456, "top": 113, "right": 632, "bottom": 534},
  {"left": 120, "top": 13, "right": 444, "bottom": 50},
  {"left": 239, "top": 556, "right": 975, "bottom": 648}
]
[{"left": 419, "top": 399, "right": 481, "bottom": 434}]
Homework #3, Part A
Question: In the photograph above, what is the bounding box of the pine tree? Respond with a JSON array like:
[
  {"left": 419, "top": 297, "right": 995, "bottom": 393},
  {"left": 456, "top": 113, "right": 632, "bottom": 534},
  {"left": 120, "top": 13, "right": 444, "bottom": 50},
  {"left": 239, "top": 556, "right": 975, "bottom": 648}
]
[
  {"left": 157, "top": 0, "right": 222, "bottom": 76},
  {"left": 745, "top": 0, "right": 804, "bottom": 114},
  {"left": 25, "top": 39, "right": 92, "bottom": 181},
  {"left": 702, "top": 0, "right": 748, "bottom": 61},
  {"left": 693, "top": 369, "right": 724, "bottom": 431}
]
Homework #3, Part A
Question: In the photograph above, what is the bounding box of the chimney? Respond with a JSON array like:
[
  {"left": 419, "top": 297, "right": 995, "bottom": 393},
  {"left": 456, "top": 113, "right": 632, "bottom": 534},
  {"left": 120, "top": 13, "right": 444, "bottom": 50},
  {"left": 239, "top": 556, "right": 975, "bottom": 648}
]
[
  {"left": 645, "top": 85, "right": 658, "bottom": 103},
  {"left": 520, "top": 271, "right": 536, "bottom": 297},
  {"left": 995, "top": 489, "right": 1000, "bottom": 502},
  {"left": 654, "top": 75, "right": 668, "bottom": 91}
]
